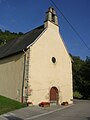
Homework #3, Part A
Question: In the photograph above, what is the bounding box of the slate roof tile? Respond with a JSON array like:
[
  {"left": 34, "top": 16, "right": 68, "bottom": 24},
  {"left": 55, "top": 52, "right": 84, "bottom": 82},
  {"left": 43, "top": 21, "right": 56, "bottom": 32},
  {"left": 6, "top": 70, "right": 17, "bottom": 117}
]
[{"left": 0, "top": 25, "right": 45, "bottom": 59}]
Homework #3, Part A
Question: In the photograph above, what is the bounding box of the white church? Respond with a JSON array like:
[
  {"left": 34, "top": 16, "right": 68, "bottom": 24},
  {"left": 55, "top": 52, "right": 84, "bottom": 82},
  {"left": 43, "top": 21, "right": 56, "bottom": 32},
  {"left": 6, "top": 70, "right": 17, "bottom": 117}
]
[{"left": 0, "top": 7, "right": 73, "bottom": 105}]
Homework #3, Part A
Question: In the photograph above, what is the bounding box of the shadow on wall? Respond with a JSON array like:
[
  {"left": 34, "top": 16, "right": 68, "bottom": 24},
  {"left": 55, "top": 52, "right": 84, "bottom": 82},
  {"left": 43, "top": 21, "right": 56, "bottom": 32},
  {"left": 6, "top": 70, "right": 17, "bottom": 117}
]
[{"left": 0, "top": 53, "right": 23, "bottom": 64}]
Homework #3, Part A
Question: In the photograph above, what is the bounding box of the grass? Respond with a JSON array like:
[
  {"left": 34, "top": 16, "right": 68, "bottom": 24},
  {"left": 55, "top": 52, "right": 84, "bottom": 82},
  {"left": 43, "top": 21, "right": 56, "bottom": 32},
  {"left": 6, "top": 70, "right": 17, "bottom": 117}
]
[
  {"left": 0, "top": 95, "right": 27, "bottom": 115},
  {"left": 73, "top": 91, "right": 83, "bottom": 99}
]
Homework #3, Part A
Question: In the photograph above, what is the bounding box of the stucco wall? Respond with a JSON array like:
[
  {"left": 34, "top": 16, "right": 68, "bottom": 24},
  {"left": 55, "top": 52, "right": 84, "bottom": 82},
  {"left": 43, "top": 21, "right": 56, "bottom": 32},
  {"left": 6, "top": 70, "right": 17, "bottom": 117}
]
[
  {"left": 0, "top": 53, "right": 24, "bottom": 102},
  {"left": 28, "top": 21, "right": 73, "bottom": 105}
]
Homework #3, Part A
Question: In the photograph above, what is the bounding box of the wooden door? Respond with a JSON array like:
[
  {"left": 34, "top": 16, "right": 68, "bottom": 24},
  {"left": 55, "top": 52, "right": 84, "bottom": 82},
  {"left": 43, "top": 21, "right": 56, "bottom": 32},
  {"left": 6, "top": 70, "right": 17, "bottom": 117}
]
[{"left": 50, "top": 87, "right": 58, "bottom": 104}]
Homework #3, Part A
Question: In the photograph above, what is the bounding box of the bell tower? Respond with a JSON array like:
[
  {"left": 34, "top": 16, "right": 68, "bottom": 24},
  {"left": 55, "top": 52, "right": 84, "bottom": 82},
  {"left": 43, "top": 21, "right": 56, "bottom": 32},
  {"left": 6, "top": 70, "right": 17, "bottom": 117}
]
[{"left": 44, "top": 7, "right": 58, "bottom": 27}]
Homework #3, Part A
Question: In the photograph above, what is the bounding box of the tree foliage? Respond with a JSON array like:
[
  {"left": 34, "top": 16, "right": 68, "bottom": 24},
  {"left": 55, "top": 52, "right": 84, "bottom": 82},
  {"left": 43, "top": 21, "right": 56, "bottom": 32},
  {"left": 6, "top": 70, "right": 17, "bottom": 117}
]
[
  {"left": 0, "top": 29, "right": 23, "bottom": 45},
  {"left": 72, "top": 55, "right": 90, "bottom": 99}
]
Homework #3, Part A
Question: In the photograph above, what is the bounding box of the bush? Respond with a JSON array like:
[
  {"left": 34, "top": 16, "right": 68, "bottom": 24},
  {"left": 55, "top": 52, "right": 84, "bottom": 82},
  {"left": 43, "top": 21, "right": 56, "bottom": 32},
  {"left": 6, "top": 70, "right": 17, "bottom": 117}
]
[{"left": 73, "top": 91, "right": 82, "bottom": 99}]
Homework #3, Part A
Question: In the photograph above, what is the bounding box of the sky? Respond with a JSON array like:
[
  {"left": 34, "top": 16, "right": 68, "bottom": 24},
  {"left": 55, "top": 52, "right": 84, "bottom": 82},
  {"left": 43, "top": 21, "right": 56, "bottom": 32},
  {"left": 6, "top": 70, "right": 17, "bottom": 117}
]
[{"left": 0, "top": 0, "right": 90, "bottom": 60}]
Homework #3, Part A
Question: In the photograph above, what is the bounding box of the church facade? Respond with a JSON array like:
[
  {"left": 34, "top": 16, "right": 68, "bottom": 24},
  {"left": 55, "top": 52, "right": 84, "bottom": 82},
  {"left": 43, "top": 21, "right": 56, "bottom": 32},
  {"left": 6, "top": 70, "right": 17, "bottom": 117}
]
[{"left": 0, "top": 7, "right": 73, "bottom": 105}]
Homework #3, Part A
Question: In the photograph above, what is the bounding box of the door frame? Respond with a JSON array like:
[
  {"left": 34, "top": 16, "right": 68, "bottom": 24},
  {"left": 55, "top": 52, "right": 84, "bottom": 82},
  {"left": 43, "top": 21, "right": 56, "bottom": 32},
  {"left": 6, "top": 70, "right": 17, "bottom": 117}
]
[{"left": 50, "top": 86, "right": 59, "bottom": 104}]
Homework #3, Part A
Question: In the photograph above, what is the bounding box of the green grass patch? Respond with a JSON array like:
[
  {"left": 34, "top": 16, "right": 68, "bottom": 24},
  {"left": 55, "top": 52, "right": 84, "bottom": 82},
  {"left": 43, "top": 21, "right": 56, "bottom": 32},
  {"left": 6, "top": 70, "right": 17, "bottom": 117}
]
[
  {"left": 73, "top": 91, "right": 83, "bottom": 99},
  {"left": 0, "top": 95, "right": 26, "bottom": 115}
]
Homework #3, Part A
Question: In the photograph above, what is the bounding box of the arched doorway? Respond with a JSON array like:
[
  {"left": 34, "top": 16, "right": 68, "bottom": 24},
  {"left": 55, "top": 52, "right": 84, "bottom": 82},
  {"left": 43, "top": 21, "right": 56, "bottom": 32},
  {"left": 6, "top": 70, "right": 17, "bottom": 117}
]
[{"left": 50, "top": 87, "right": 59, "bottom": 105}]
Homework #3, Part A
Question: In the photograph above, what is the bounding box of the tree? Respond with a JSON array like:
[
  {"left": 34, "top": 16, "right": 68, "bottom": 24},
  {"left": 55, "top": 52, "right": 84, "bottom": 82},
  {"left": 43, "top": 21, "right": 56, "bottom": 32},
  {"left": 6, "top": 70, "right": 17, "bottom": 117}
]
[
  {"left": 0, "top": 29, "right": 3, "bottom": 33},
  {"left": 18, "top": 32, "right": 23, "bottom": 35},
  {"left": 0, "top": 30, "right": 23, "bottom": 46},
  {"left": 72, "top": 56, "right": 84, "bottom": 92},
  {"left": 72, "top": 55, "right": 90, "bottom": 99},
  {"left": 78, "top": 57, "right": 90, "bottom": 99}
]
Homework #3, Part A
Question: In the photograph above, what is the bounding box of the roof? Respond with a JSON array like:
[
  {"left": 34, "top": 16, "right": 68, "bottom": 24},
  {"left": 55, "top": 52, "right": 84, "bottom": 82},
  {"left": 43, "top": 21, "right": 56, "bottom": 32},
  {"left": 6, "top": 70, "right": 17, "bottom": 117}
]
[{"left": 0, "top": 25, "right": 45, "bottom": 59}]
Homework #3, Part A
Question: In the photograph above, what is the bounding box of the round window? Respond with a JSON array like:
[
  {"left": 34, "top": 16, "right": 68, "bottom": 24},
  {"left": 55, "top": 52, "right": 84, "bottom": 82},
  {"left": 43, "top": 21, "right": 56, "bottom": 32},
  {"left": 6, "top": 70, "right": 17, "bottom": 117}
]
[{"left": 52, "top": 57, "right": 56, "bottom": 63}]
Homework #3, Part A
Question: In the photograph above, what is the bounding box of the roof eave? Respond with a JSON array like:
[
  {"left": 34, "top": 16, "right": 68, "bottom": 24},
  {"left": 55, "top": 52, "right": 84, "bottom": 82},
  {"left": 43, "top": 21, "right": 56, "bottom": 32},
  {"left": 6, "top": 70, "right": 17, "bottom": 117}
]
[{"left": 27, "top": 28, "right": 47, "bottom": 49}]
